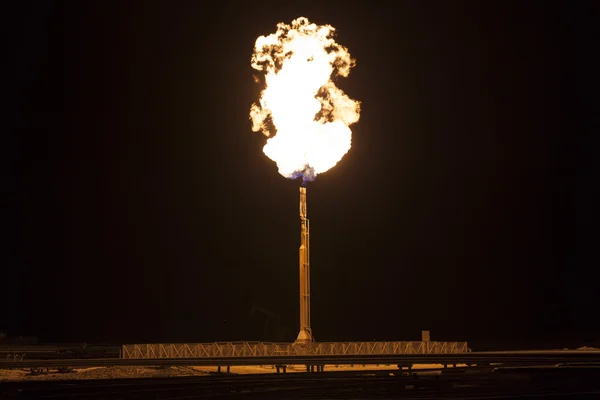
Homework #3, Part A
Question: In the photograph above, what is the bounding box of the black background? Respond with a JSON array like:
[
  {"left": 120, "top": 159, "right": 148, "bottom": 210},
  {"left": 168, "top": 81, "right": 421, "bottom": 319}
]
[{"left": 6, "top": 1, "right": 595, "bottom": 350}]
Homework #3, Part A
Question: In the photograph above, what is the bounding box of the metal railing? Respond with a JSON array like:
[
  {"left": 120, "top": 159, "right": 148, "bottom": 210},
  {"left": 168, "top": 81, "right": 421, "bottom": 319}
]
[{"left": 121, "top": 341, "right": 469, "bottom": 359}]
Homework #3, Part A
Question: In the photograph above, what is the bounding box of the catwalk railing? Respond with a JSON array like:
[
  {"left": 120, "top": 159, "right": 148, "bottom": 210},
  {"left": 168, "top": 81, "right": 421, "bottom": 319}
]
[{"left": 121, "top": 341, "right": 469, "bottom": 359}]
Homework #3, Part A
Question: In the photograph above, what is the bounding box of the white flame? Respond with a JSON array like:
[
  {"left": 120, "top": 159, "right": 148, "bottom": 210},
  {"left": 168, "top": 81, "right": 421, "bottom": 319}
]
[{"left": 250, "top": 17, "right": 360, "bottom": 180}]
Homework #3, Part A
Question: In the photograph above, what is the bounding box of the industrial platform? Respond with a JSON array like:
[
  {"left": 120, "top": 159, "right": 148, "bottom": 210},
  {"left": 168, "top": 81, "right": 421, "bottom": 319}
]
[{"left": 121, "top": 341, "right": 469, "bottom": 359}]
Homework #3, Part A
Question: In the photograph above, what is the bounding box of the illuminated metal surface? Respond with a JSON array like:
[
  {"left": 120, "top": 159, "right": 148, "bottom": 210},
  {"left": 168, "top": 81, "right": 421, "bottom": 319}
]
[
  {"left": 121, "top": 341, "right": 469, "bottom": 359},
  {"left": 296, "top": 186, "right": 312, "bottom": 343}
]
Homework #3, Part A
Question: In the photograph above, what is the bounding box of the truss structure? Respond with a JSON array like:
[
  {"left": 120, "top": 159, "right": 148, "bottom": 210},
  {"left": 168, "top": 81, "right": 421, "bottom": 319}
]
[{"left": 121, "top": 341, "right": 468, "bottom": 359}]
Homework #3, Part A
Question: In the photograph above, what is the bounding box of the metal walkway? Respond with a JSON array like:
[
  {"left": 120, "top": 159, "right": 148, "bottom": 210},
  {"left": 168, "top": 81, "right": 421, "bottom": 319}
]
[{"left": 121, "top": 341, "right": 469, "bottom": 359}]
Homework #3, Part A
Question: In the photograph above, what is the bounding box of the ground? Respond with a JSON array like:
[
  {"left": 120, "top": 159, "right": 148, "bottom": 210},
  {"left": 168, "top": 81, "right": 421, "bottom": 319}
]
[{"left": 0, "top": 364, "right": 451, "bottom": 381}]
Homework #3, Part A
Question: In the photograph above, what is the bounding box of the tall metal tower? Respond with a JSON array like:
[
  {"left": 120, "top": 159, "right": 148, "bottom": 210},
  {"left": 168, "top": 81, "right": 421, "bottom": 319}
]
[{"left": 296, "top": 186, "right": 313, "bottom": 343}]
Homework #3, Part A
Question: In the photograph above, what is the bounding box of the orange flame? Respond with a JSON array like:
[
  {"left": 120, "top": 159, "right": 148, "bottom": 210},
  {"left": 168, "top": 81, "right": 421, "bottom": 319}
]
[{"left": 250, "top": 17, "right": 360, "bottom": 180}]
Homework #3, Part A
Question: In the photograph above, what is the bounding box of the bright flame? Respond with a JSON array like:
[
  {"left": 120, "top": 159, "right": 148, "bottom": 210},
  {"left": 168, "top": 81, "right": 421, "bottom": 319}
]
[{"left": 250, "top": 17, "right": 360, "bottom": 181}]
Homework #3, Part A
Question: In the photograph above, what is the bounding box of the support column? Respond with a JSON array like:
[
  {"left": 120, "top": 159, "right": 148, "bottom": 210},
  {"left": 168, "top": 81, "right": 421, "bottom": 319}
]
[{"left": 296, "top": 186, "right": 313, "bottom": 343}]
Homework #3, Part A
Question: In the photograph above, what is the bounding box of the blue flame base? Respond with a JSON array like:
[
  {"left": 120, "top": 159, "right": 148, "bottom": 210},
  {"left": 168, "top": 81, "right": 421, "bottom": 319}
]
[{"left": 291, "top": 167, "right": 316, "bottom": 186}]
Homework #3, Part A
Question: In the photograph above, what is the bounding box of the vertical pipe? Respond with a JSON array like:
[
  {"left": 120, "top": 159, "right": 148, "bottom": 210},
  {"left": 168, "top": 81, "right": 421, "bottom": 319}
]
[
  {"left": 307, "top": 198, "right": 311, "bottom": 340},
  {"left": 296, "top": 186, "right": 312, "bottom": 342}
]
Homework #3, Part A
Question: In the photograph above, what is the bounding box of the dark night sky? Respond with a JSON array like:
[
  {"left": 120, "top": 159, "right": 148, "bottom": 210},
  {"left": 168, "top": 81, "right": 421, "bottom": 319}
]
[{"left": 6, "top": 1, "right": 595, "bottom": 349}]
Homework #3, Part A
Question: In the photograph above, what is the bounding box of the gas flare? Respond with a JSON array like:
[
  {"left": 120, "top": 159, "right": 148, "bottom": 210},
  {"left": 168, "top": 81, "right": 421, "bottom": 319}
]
[{"left": 250, "top": 17, "right": 360, "bottom": 182}]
